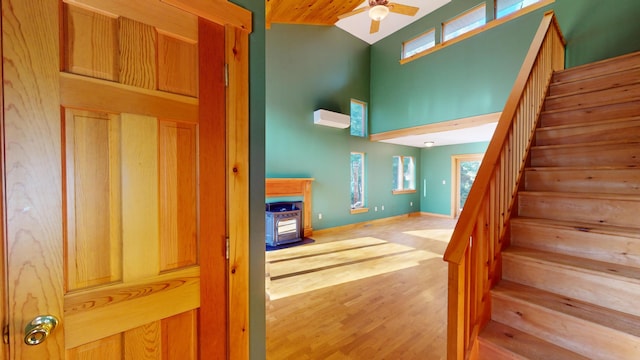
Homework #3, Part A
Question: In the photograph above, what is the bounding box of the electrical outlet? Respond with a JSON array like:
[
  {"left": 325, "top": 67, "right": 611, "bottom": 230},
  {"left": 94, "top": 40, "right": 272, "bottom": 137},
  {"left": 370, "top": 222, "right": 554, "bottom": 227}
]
[
  {"left": 318, "top": 213, "right": 323, "bottom": 220},
  {"left": 381, "top": 205, "right": 385, "bottom": 211},
  {"left": 410, "top": 202, "right": 413, "bottom": 207},
  {"left": 442, "top": 180, "right": 446, "bottom": 185},
  {"left": 374, "top": 206, "right": 378, "bottom": 212}
]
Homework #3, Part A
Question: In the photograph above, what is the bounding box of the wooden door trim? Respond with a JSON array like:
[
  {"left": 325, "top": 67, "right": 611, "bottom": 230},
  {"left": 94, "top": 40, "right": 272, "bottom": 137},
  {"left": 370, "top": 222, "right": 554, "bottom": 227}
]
[
  {"left": 451, "top": 154, "right": 484, "bottom": 218},
  {"left": 225, "top": 25, "right": 250, "bottom": 360},
  {"left": 161, "top": 0, "right": 252, "bottom": 33}
]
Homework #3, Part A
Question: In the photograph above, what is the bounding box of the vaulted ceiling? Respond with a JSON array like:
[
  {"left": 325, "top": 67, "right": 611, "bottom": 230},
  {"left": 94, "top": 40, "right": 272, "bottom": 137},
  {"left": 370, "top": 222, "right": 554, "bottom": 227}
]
[
  {"left": 265, "top": 0, "right": 496, "bottom": 147},
  {"left": 266, "top": 0, "right": 452, "bottom": 44}
]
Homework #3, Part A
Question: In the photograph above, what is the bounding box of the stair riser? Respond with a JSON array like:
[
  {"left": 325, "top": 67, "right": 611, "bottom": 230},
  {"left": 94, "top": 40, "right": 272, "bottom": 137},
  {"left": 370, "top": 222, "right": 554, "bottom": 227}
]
[
  {"left": 524, "top": 168, "right": 640, "bottom": 195},
  {"left": 510, "top": 221, "right": 640, "bottom": 267},
  {"left": 502, "top": 254, "right": 640, "bottom": 318},
  {"left": 492, "top": 293, "right": 640, "bottom": 360},
  {"left": 536, "top": 119, "right": 640, "bottom": 146},
  {"left": 549, "top": 68, "right": 640, "bottom": 97},
  {"left": 518, "top": 193, "right": 640, "bottom": 228},
  {"left": 530, "top": 143, "right": 640, "bottom": 167},
  {"left": 545, "top": 84, "right": 640, "bottom": 111},
  {"left": 552, "top": 52, "right": 640, "bottom": 83},
  {"left": 540, "top": 100, "right": 640, "bottom": 127}
]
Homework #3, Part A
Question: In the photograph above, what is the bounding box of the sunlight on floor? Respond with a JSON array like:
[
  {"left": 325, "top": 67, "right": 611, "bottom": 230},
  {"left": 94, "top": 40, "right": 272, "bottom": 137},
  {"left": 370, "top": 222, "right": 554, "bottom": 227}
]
[
  {"left": 266, "top": 237, "right": 441, "bottom": 300},
  {"left": 403, "top": 228, "right": 454, "bottom": 243}
]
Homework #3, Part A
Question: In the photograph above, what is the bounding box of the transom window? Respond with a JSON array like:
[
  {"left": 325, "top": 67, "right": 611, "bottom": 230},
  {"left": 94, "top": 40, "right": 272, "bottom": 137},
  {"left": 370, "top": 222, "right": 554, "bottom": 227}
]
[
  {"left": 496, "top": 0, "right": 542, "bottom": 18},
  {"left": 350, "top": 99, "right": 367, "bottom": 137},
  {"left": 402, "top": 29, "right": 435, "bottom": 59},
  {"left": 392, "top": 156, "right": 416, "bottom": 194},
  {"left": 443, "top": 4, "right": 486, "bottom": 42},
  {"left": 350, "top": 152, "right": 366, "bottom": 210}
]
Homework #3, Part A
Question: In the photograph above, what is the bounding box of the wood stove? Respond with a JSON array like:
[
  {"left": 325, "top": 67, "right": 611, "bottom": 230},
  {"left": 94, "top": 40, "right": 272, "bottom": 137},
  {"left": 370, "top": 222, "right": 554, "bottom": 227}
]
[{"left": 265, "top": 201, "right": 303, "bottom": 246}]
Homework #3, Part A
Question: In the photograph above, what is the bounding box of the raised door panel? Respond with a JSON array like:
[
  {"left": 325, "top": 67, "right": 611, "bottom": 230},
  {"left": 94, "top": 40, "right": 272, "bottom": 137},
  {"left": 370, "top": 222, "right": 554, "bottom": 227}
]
[{"left": 3, "top": 0, "right": 226, "bottom": 358}]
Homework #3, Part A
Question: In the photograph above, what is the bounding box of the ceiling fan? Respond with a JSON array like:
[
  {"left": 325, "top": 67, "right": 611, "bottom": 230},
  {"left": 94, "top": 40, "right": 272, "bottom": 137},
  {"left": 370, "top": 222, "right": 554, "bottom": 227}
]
[{"left": 338, "top": 0, "right": 419, "bottom": 34}]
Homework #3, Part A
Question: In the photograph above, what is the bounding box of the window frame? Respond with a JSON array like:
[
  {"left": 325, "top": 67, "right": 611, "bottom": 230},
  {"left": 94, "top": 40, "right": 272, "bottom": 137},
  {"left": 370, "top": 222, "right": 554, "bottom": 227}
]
[
  {"left": 442, "top": 3, "right": 487, "bottom": 42},
  {"left": 400, "top": 0, "right": 554, "bottom": 64},
  {"left": 402, "top": 28, "right": 436, "bottom": 60},
  {"left": 350, "top": 151, "right": 368, "bottom": 213},
  {"left": 392, "top": 155, "right": 417, "bottom": 195},
  {"left": 350, "top": 99, "right": 367, "bottom": 137}
]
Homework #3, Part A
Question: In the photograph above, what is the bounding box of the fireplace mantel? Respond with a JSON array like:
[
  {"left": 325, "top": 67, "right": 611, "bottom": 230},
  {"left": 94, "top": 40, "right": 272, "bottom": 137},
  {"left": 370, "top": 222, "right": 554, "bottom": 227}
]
[{"left": 265, "top": 178, "right": 314, "bottom": 237}]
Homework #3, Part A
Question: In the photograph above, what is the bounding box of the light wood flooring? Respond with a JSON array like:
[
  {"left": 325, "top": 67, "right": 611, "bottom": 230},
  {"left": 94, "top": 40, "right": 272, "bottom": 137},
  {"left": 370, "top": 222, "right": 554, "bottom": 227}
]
[{"left": 266, "top": 214, "right": 456, "bottom": 359}]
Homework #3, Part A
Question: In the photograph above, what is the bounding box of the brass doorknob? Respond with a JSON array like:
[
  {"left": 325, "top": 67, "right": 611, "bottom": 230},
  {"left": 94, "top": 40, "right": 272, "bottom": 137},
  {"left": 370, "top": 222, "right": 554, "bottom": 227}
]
[{"left": 24, "top": 315, "right": 59, "bottom": 345}]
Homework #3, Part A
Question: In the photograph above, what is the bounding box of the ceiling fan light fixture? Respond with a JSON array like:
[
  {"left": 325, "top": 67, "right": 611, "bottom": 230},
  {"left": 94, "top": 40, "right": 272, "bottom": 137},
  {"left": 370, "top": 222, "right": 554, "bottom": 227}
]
[{"left": 369, "top": 5, "right": 390, "bottom": 21}]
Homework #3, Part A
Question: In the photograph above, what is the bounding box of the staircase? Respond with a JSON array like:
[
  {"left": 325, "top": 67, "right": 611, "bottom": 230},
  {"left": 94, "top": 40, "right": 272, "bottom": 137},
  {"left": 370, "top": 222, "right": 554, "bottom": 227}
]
[{"left": 477, "top": 51, "right": 640, "bottom": 359}]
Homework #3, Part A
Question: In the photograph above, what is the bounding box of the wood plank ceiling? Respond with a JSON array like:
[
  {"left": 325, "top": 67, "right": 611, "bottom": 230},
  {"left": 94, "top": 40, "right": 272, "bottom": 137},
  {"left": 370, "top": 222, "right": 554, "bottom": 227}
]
[{"left": 266, "top": 0, "right": 363, "bottom": 28}]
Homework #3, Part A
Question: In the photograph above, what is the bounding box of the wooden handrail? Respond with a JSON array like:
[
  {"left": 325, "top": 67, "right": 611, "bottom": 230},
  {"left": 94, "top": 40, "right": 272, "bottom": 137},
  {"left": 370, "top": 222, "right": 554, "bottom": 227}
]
[{"left": 443, "top": 11, "right": 565, "bottom": 360}]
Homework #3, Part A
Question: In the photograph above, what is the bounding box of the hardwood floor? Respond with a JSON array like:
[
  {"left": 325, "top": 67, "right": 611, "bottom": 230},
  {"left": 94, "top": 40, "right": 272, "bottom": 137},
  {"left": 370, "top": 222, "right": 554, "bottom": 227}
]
[{"left": 266, "top": 214, "right": 456, "bottom": 359}]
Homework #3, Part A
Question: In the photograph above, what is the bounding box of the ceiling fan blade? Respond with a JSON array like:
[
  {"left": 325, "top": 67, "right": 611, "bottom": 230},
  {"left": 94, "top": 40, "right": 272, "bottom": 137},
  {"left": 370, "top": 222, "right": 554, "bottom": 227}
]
[
  {"left": 388, "top": 3, "right": 419, "bottom": 16},
  {"left": 370, "top": 20, "right": 380, "bottom": 34},
  {"left": 337, "top": 6, "right": 368, "bottom": 20}
]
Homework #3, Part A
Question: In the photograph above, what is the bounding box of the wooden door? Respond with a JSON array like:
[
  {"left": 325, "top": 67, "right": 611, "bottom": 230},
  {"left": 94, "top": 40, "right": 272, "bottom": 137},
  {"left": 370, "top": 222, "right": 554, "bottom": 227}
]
[{"left": 1, "top": 0, "right": 249, "bottom": 358}]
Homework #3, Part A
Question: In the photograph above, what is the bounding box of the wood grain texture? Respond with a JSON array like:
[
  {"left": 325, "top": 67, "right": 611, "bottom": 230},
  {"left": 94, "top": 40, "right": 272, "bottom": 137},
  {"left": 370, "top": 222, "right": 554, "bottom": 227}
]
[
  {"left": 124, "top": 321, "right": 161, "bottom": 359},
  {"left": 67, "top": 333, "right": 122, "bottom": 359},
  {"left": 2, "top": 0, "right": 65, "bottom": 357},
  {"left": 159, "top": 121, "right": 198, "bottom": 271},
  {"left": 121, "top": 113, "right": 160, "bottom": 281},
  {"left": 266, "top": 0, "right": 361, "bottom": 26},
  {"left": 60, "top": 72, "right": 198, "bottom": 123},
  {"left": 158, "top": 32, "right": 198, "bottom": 97},
  {"left": 64, "top": 0, "right": 198, "bottom": 42},
  {"left": 64, "top": 4, "right": 119, "bottom": 81},
  {"left": 161, "top": 0, "right": 252, "bottom": 32},
  {"left": 162, "top": 310, "right": 198, "bottom": 359},
  {"left": 65, "top": 109, "right": 122, "bottom": 290},
  {"left": 198, "top": 18, "right": 227, "bottom": 358},
  {"left": 119, "top": 17, "right": 156, "bottom": 90},
  {"left": 226, "top": 24, "right": 251, "bottom": 359},
  {"left": 267, "top": 215, "right": 455, "bottom": 359},
  {"left": 64, "top": 267, "right": 200, "bottom": 349}
]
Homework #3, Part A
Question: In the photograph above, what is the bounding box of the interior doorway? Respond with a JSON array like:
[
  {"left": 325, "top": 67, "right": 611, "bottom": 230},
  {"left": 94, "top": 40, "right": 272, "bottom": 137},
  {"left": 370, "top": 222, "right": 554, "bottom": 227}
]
[{"left": 451, "top": 154, "right": 484, "bottom": 218}]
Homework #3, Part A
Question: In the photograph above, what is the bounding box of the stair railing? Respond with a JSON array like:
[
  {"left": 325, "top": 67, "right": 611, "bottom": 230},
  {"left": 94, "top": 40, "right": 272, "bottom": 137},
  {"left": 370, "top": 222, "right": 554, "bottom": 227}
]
[{"left": 443, "top": 11, "right": 565, "bottom": 360}]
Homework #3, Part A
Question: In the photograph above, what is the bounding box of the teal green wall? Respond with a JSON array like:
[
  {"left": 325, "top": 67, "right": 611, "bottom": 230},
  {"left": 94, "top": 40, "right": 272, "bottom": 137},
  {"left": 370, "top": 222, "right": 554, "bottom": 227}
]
[
  {"left": 369, "top": 0, "right": 640, "bottom": 134},
  {"left": 420, "top": 142, "right": 489, "bottom": 215},
  {"left": 266, "top": 24, "right": 421, "bottom": 230}
]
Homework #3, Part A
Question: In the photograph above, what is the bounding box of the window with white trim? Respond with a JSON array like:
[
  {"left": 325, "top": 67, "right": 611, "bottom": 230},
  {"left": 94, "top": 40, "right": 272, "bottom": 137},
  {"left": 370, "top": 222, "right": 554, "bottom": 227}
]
[
  {"left": 402, "top": 29, "right": 436, "bottom": 59},
  {"left": 350, "top": 99, "right": 367, "bottom": 137},
  {"left": 392, "top": 156, "right": 416, "bottom": 193},
  {"left": 443, "top": 4, "right": 487, "bottom": 42},
  {"left": 350, "top": 152, "right": 366, "bottom": 210}
]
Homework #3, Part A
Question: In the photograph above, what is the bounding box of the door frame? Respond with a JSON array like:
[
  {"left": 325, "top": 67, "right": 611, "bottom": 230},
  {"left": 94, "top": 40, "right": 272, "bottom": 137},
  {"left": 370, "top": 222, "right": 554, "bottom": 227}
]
[
  {"left": 0, "top": 0, "right": 252, "bottom": 358},
  {"left": 451, "top": 153, "right": 484, "bottom": 218}
]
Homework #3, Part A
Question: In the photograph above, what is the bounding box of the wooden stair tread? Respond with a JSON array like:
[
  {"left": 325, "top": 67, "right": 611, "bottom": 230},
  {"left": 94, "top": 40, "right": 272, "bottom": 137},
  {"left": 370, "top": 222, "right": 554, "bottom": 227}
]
[
  {"left": 519, "top": 190, "right": 640, "bottom": 202},
  {"left": 546, "top": 82, "right": 640, "bottom": 101},
  {"left": 536, "top": 115, "right": 640, "bottom": 132},
  {"left": 531, "top": 138, "right": 640, "bottom": 150},
  {"left": 511, "top": 217, "right": 640, "bottom": 240},
  {"left": 479, "top": 321, "right": 590, "bottom": 360},
  {"left": 504, "top": 246, "right": 640, "bottom": 285},
  {"left": 493, "top": 280, "right": 640, "bottom": 337},
  {"left": 550, "top": 67, "right": 640, "bottom": 92},
  {"left": 541, "top": 98, "right": 640, "bottom": 117},
  {"left": 552, "top": 51, "right": 640, "bottom": 83}
]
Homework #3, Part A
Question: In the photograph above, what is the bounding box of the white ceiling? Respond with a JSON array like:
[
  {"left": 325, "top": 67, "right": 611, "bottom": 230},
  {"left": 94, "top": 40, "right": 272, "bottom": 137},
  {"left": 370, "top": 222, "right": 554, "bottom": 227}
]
[
  {"left": 336, "top": 0, "right": 452, "bottom": 44},
  {"left": 379, "top": 122, "right": 498, "bottom": 148}
]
